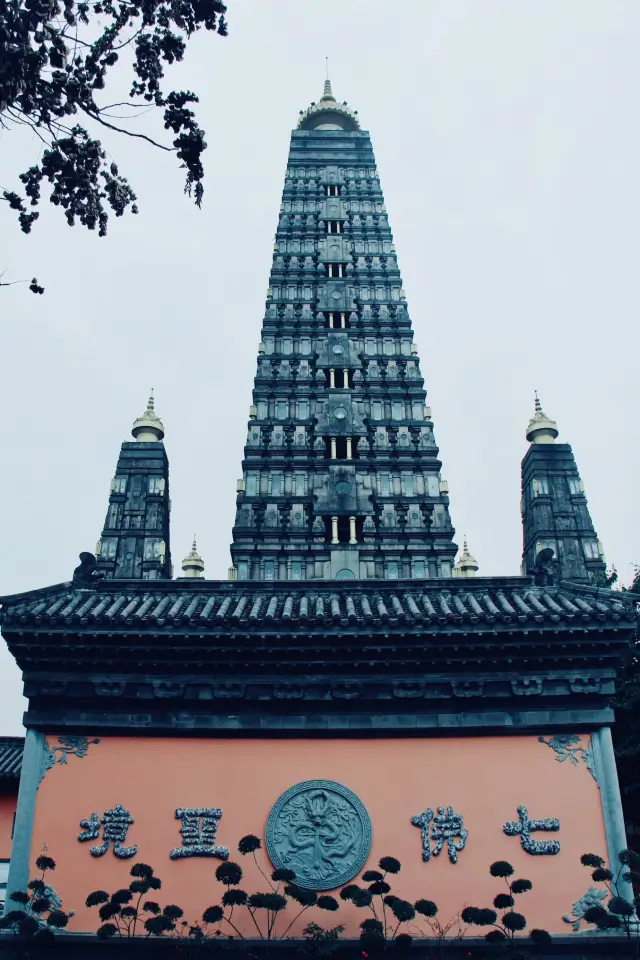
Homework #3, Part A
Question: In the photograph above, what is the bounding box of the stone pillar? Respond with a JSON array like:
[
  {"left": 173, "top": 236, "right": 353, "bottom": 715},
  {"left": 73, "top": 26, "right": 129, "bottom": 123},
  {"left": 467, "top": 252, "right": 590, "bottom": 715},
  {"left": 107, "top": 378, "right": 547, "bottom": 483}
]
[
  {"left": 330, "top": 437, "right": 337, "bottom": 459},
  {"left": 349, "top": 516, "right": 357, "bottom": 544},
  {"left": 331, "top": 517, "right": 339, "bottom": 543}
]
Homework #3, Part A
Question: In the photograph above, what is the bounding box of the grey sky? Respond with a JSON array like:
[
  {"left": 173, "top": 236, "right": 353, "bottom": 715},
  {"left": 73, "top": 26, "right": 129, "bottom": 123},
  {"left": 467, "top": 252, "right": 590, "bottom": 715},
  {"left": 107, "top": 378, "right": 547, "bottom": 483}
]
[{"left": 1, "top": 0, "right": 638, "bottom": 734}]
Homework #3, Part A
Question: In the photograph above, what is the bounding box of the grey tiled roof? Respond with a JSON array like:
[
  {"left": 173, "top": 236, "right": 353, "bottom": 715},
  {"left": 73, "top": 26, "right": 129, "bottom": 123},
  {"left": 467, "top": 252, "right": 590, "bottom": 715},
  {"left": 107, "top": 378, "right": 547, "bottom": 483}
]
[
  {"left": 0, "top": 577, "right": 635, "bottom": 633},
  {"left": 0, "top": 737, "right": 24, "bottom": 783}
]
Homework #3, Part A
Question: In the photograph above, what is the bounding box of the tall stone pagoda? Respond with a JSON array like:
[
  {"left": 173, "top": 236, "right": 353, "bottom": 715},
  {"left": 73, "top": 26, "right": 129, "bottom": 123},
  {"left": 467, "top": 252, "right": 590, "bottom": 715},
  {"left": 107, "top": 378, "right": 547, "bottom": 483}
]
[
  {"left": 230, "top": 80, "right": 455, "bottom": 583},
  {"left": 0, "top": 82, "right": 636, "bottom": 954}
]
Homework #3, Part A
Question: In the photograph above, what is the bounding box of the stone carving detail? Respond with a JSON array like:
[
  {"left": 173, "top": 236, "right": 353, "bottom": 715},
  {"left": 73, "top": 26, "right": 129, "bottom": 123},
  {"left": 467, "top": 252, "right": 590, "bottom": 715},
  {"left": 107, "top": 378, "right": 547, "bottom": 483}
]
[
  {"left": 266, "top": 780, "right": 372, "bottom": 890},
  {"left": 538, "top": 734, "right": 598, "bottom": 784},
  {"left": 503, "top": 805, "right": 560, "bottom": 855},
  {"left": 43, "top": 735, "right": 100, "bottom": 781},
  {"left": 451, "top": 680, "right": 484, "bottom": 698},
  {"left": 411, "top": 806, "right": 468, "bottom": 864},
  {"left": 78, "top": 803, "right": 138, "bottom": 858},
  {"left": 562, "top": 886, "right": 608, "bottom": 931},
  {"left": 512, "top": 678, "right": 543, "bottom": 696},
  {"left": 170, "top": 808, "right": 229, "bottom": 860}
]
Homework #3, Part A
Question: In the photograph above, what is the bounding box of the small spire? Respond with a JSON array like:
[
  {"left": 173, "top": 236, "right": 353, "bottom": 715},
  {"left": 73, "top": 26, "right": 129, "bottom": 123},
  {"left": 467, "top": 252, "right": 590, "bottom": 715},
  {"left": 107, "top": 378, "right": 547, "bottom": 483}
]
[
  {"left": 181, "top": 535, "right": 204, "bottom": 578},
  {"left": 526, "top": 391, "right": 559, "bottom": 445},
  {"left": 454, "top": 537, "right": 479, "bottom": 578},
  {"left": 131, "top": 389, "right": 164, "bottom": 442},
  {"left": 321, "top": 66, "right": 335, "bottom": 102}
]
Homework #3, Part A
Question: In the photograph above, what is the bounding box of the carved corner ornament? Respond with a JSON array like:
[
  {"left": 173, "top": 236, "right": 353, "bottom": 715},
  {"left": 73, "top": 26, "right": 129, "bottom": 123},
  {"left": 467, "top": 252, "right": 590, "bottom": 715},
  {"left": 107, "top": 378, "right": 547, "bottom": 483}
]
[
  {"left": 562, "top": 886, "right": 607, "bottom": 931},
  {"left": 538, "top": 734, "right": 598, "bottom": 786},
  {"left": 40, "top": 735, "right": 100, "bottom": 784},
  {"left": 266, "top": 780, "right": 372, "bottom": 891}
]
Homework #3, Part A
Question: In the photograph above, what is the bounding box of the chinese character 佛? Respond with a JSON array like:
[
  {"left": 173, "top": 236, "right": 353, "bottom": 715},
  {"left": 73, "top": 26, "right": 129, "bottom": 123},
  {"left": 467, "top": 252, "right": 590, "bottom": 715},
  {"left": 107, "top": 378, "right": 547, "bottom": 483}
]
[
  {"left": 170, "top": 808, "right": 230, "bottom": 860},
  {"left": 411, "top": 805, "right": 468, "bottom": 864},
  {"left": 78, "top": 803, "right": 138, "bottom": 859},
  {"left": 503, "top": 805, "right": 560, "bottom": 855}
]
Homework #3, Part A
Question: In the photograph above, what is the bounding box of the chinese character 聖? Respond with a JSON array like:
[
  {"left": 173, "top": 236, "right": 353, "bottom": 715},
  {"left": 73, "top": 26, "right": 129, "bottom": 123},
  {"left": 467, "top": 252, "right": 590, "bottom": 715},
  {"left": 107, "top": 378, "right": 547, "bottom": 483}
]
[{"left": 170, "top": 808, "right": 229, "bottom": 860}]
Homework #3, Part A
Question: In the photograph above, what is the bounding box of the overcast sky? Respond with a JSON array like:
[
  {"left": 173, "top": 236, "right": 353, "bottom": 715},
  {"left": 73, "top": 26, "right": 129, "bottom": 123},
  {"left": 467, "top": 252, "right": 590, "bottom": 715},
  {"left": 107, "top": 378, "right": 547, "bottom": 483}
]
[{"left": 0, "top": 1, "right": 638, "bottom": 734}]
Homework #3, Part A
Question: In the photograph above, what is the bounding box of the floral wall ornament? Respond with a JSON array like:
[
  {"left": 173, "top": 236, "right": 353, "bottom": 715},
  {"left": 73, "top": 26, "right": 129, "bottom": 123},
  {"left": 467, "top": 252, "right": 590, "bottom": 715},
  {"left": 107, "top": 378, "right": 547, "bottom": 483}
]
[
  {"left": 503, "top": 805, "right": 560, "bottom": 855},
  {"left": 538, "top": 734, "right": 598, "bottom": 785},
  {"left": 411, "top": 806, "right": 468, "bottom": 864},
  {"left": 562, "top": 886, "right": 608, "bottom": 931},
  {"left": 42, "top": 735, "right": 100, "bottom": 780}
]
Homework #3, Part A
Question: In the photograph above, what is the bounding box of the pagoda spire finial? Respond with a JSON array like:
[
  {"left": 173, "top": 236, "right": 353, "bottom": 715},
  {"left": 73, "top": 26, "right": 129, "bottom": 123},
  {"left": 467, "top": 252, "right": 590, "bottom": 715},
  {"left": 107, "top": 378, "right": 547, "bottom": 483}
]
[
  {"left": 182, "top": 535, "right": 204, "bottom": 578},
  {"left": 132, "top": 389, "right": 165, "bottom": 442},
  {"left": 321, "top": 60, "right": 335, "bottom": 101},
  {"left": 454, "top": 536, "right": 479, "bottom": 578},
  {"left": 526, "top": 391, "right": 558, "bottom": 445}
]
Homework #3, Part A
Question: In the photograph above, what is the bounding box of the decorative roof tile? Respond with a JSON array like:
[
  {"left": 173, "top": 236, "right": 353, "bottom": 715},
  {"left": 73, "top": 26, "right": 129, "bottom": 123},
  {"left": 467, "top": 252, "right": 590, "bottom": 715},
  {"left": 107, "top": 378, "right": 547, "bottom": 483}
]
[
  {"left": 0, "top": 737, "right": 24, "bottom": 783},
  {"left": 0, "top": 577, "right": 636, "bottom": 634}
]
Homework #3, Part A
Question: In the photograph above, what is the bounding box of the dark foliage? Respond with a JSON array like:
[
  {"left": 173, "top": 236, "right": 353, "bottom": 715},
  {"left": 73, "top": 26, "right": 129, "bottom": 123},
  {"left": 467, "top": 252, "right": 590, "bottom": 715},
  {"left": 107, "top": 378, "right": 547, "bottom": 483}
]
[
  {"left": 285, "top": 885, "right": 317, "bottom": 907},
  {"left": 216, "top": 861, "right": 243, "bottom": 886},
  {"left": 581, "top": 853, "right": 605, "bottom": 868},
  {"left": 85, "top": 863, "right": 174, "bottom": 938},
  {"left": 238, "top": 834, "right": 261, "bottom": 855},
  {"left": 0, "top": 855, "right": 70, "bottom": 942},
  {"left": 389, "top": 899, "right": 415, "bottom": 923},
  {"left": 502, "top": 911, "right": 526, "bottom": 931},
  {"left": 463, "top": 861, "right": 546, "bottom": 955},
  {"left": 222, "top": 889, "right": 248, "bottom": 907},
  {"left": 202, "top": 906, "right": 224, "bottom": 924},
  {"left": 0, "top": 0, "right": 228, "bottom": 241},
  {"left": 351, "top": 888, "right": 373, "bottom": 908},
  {"left": 378, "top": 856, "right": 401, "bottom": 874},
  {"left": 393, "top": 933, "right": 412, "bottom": 950},
  {"left": 249, "top": 893, "right": 287, "bottom": 912},
  {"left": 368, "top": 880, "right": 391, "bottom": 896},
  {"left": 272, "top": 868, "right": 296, "bottom": 882},
  {"left": 494, "top": 894, "right": 515, "bottom": 909},
  {"left": 85, "top": 890, "right": 109, "bottom": 907},
  {"left": 462, "top": 907, "right": 497, "bottom": 926},
  {"left": 490, "top": 861, "right": 515, "bottom": 878},
  {"left": 339, "top": 884, "right": 361, "bottom": 902},
  {"left": 316, "top": 896, "right": 339, "bottom": 912},
  {"left": 414, "top": 898, "right": 437, "bottom": 918},
  {"left": 579, "top": 848, "right": 640, "bottom": 940}
]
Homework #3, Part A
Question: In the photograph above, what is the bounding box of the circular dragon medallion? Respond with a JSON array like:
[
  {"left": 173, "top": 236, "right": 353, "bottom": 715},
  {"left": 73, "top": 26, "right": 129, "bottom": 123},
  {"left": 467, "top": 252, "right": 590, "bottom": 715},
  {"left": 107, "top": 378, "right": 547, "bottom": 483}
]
[{"left": 266, "top": 780, "right": 372, "bottom": 890}]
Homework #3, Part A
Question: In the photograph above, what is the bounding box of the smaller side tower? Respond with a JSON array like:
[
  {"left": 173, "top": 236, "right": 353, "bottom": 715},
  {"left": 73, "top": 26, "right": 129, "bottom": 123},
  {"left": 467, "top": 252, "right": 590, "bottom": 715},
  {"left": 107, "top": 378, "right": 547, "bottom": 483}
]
[
  {"left": 521, "top": 395, "right": 606, "bottom": 584},
  {"left": 95, "top": 394, "right": 172, "bottom": 579}
]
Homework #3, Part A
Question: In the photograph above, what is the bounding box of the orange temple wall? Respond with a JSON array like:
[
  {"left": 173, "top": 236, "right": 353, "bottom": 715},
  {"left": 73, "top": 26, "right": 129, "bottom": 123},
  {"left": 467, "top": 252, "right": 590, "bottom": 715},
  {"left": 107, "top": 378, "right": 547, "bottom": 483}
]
[
  {"left": 0, "top": 793, "right": 16, "bottom": 860},
  {"left": 29, "top": 735, "right": 606, "bottom": 936}
]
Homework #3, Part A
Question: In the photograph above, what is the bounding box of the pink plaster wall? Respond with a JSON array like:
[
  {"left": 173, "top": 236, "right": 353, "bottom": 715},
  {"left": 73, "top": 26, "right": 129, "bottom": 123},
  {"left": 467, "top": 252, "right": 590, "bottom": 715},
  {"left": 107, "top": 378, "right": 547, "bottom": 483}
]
[
  {"left": 29, "top": 735, "right": 606, "bottom": 937},
  {"left": 0, "top": 792, "right": 16, "bottom": 859}
]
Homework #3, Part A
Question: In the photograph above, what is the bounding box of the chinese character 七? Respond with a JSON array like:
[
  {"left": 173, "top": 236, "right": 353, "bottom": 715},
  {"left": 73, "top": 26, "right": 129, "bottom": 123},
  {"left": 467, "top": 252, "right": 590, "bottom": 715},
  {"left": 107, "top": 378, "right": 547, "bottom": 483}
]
[{"left": 503, "top": 805, "right": 560, "bottom": 855}]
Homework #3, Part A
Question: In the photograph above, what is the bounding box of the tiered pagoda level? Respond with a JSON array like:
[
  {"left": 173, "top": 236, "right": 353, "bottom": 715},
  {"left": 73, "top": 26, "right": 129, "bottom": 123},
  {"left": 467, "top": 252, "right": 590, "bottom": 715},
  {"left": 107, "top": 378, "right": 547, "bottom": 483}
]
[{"left": 231, "top": 82, "right": 457, "bottom": 582}]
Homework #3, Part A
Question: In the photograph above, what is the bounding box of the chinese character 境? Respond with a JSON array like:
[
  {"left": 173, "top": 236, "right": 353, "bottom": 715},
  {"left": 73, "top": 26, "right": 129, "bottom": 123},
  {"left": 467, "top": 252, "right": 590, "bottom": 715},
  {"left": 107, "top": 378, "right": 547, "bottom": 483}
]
[
  {"left": 503, "top": 805, "right": 560, "bottom": 855},
  {"left": 78, "top": 803, "right": 138, "bottom": 859},
  {"left": 170, "top": 808, "right": 229, "bottom": 860},
  {"left": 411, "top": 805, "right": 468, "bottom": 864}
]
